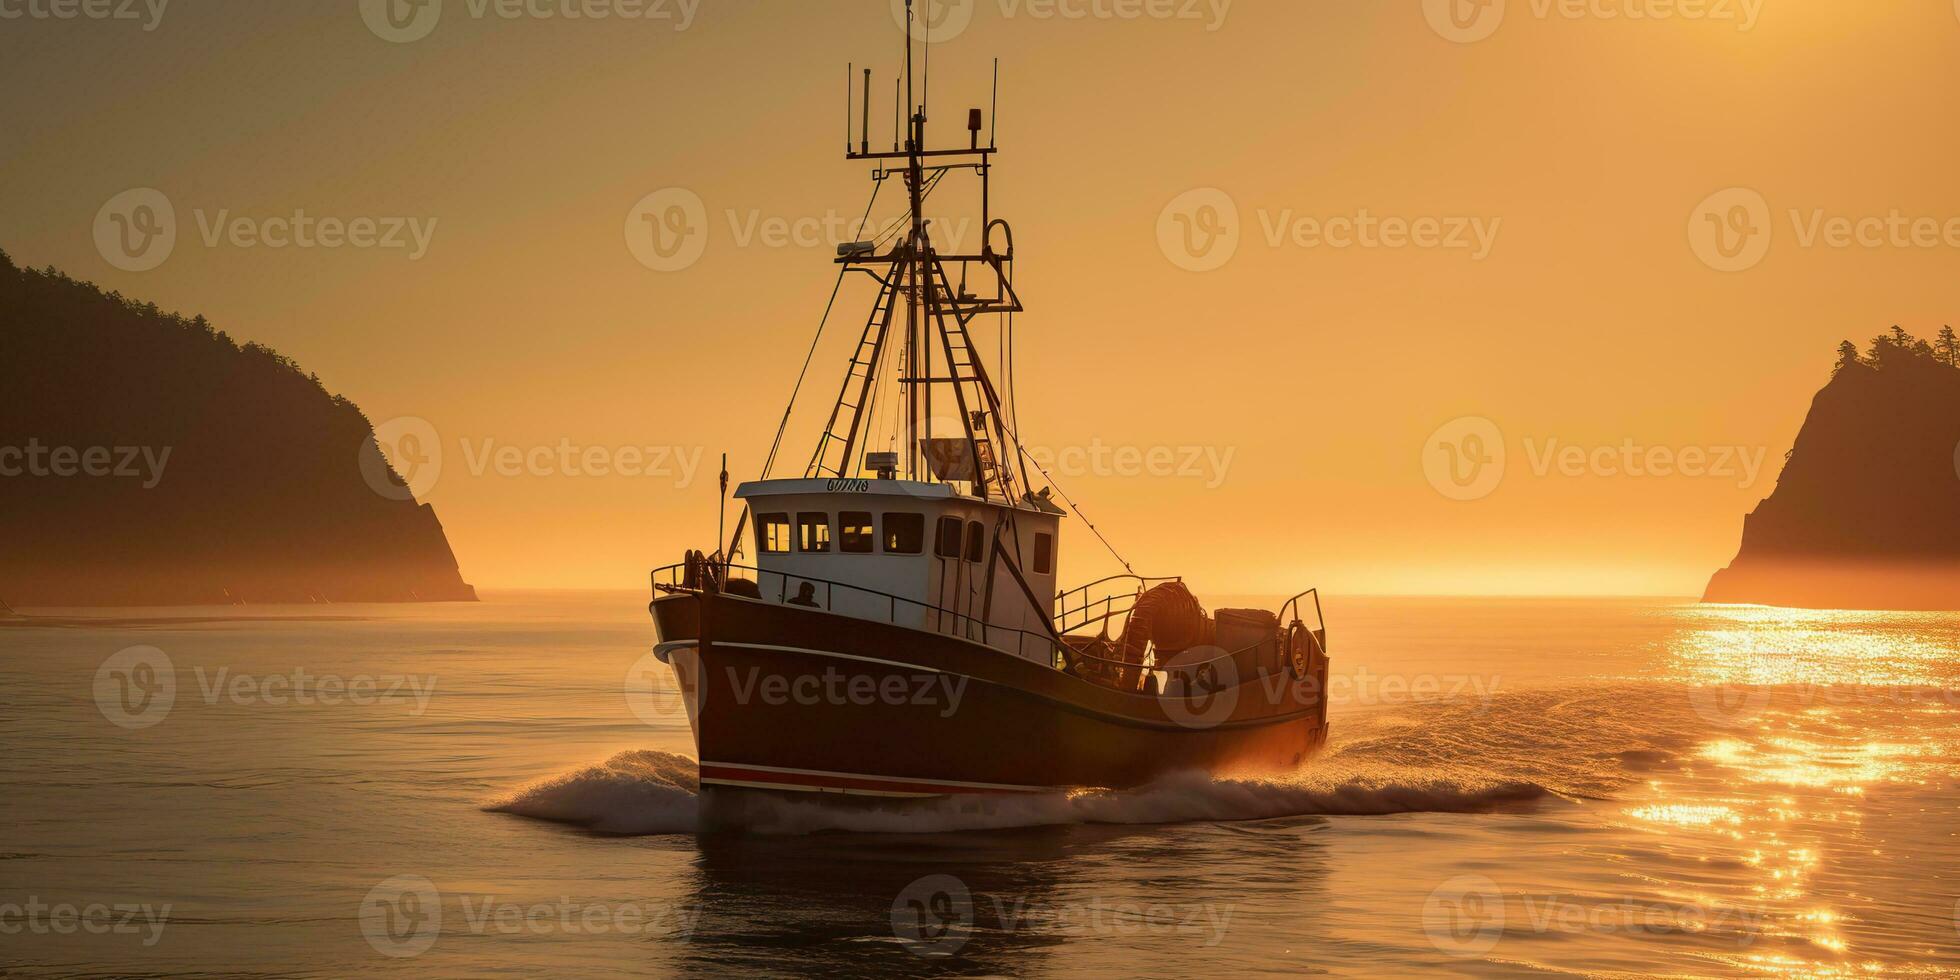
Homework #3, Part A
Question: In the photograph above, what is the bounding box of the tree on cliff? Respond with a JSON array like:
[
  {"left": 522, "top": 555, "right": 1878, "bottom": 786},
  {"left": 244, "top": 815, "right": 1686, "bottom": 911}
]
[
  {"left": 1835, "top": 341, "right": 1863, "bottom": 375},
  {"left": 1862, "top": 326, "right": 1955, "bottom": 371},
  {"left": 1939, "top": 326, "right": 1958, "bottom": 366}
]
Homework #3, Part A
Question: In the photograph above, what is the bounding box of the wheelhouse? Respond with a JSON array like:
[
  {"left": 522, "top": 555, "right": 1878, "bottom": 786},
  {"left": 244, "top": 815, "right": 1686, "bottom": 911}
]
[{"left": 734, "top": 477, "right": 1063, "bottom": 661}]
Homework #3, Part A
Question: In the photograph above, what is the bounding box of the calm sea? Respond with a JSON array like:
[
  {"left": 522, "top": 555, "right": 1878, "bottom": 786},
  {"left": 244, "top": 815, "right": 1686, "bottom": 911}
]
[{"left": 2, "top": 593, "right": 1956, "bottom": 977}]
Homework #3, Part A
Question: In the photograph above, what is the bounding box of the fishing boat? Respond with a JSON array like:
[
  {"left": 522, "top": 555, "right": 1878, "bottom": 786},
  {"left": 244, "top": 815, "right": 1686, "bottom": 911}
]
[{"left": 649, "top": 4, "right": 1329, "bottom": 810}]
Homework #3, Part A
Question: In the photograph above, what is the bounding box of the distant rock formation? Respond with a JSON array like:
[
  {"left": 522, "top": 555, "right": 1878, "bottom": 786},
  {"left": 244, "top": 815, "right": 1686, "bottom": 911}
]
[
  {"left": 0, "top": 249, "right": 475, "bottom": 606},
  {"left": 1705, "top": 327, "right": 1960, "bottom": 610}
]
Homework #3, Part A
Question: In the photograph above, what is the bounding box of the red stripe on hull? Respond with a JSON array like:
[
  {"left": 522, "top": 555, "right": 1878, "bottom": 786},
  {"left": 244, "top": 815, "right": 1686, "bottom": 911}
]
[{"left": 699, "top": 764, "right": 1053, "bottom": 797}]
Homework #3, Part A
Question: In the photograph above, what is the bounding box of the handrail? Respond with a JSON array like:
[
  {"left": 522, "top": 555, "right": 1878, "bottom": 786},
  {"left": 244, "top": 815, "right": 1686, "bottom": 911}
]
[
  {"left": 649, "top": 563, "right": 1328, "bottom": 693},
  {"left": 1053, "top": 573, "right": 1182, "bottom": 636},
  {"left": 653, "top": 562, "right": 1066, "bottom": 661}
]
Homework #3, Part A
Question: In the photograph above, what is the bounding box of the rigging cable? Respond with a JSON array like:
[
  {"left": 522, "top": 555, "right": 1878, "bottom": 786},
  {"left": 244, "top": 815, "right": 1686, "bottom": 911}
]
[
  {"left": 761, "top": 175, "right": 885, "bottom": 478},
  {"left": 998, "top": 411, "right": 1135, "bottom": 576},
  {"left": 983, "top": 254, "right": 1132, "bottom": 573}
]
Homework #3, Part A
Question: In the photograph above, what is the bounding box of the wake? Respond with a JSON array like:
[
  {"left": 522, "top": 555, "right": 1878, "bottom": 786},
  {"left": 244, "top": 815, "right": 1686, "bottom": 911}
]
[
  {"left": 486, "top": 685, "right": 1699, "bottom": 835},
  {"left": 483, "top": 687, "right": 1704, "bottom": 835},
  {"left": 483, "top": 748, "right": 1557, "bottom": 837}
]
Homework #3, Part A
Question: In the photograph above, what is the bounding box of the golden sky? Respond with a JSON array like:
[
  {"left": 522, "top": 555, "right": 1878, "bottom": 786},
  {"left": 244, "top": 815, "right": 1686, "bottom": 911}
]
[{"left": 6, "top": 0, "right": 1959, "bottom": 595}]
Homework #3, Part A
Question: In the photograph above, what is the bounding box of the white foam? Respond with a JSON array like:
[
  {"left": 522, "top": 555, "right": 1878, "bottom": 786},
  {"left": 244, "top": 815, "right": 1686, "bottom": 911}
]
[
  {"left": 484, "top": 750, "right": 1550, "bottom": 837},
  {"left": 485, "top": 750, "right": 700, "bottom": 835}
]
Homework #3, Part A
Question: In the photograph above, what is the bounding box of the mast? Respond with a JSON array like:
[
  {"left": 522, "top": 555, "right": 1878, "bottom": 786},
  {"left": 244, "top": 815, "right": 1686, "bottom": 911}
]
[
  {"left": 808, "top": 0, "right": 1025, "bottom": 500},
  {"left": 905, "top": 0, "right": 925, "bottom": 483}
]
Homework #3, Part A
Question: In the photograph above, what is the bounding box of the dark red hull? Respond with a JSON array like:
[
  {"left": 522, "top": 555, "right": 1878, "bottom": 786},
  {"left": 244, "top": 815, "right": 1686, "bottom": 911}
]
[{"left": 650, "top": 592, "right": 1329, "bottom": 802}]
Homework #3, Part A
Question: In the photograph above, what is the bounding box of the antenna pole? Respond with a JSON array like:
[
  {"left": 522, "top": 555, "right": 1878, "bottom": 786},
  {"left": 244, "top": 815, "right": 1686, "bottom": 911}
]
[
  {"left": 990, "top": 59, "right": 999, "bottom": 149},
  {"left": 860, "top": 68, "right": 871, "bottom": 155}
]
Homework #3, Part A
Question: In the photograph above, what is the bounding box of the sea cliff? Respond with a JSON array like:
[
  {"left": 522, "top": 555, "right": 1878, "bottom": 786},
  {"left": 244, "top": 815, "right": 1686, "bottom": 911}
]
[
  {"left": 0, "top": 249, "right": 476, "bottom": 606},
  {"left": 1705, "top": 328, "right": 1960, "bottom": 610}
]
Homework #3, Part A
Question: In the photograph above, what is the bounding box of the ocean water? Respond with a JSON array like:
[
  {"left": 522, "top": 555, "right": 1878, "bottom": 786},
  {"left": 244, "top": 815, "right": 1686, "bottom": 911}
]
[{"left": 2, "top": 593, "right": 1957, "bottom": 977}]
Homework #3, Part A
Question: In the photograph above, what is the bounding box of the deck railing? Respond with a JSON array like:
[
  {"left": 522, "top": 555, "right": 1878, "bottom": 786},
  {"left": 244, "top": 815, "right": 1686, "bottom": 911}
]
[
  {"left": 1052, "top": 574, "right": 1184, "bottom": 636},
  {"left": 650, "top": 562, "right": 1328, "bottom": 698}
]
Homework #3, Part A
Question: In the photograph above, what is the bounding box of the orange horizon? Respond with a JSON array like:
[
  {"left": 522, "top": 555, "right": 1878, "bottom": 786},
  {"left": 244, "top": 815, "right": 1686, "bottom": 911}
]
[{"left": 7, "top": 2, "right": 1959, "bottom": 597}]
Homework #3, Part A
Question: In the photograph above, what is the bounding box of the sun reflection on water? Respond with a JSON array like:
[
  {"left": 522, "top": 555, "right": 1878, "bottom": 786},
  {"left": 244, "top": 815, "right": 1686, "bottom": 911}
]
[
  {"left": 1663, "top": 604, "right": 1960, "bottom": 690},
  {"left": 1604, "top": 605, "right": 1960, "bottom": 977}
]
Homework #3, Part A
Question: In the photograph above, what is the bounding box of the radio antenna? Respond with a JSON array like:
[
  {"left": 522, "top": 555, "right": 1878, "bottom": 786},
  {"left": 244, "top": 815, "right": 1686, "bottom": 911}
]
[{"left": 990, "top": 59, "right": 999, "bottom": 148}]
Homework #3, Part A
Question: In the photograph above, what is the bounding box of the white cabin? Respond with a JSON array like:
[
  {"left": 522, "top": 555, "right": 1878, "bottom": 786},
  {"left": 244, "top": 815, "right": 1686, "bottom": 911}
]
[{"left": 734, "top": 478, "right": 1064, "bottom": 662}]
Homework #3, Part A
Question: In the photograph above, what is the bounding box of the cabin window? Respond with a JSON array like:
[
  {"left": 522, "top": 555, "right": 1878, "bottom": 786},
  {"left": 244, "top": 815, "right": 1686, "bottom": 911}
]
[
  {"left": 758, "top": 513, "right": 791, "bottom": 555},
  {"left": 883, "top": 513, "right": 923, "bottom": 554},
  {"left": 839, "top": 512, "right": 875, "bottom": 553},
  {"left": 935, "top": 516, "right": 964, "bottom": 559},
  {"left": 964, "top": 521, "right": 985, "bottom": 563},
  {"left": 796, "top": 513, "right": 831, "bottom": 553},
  {"left": 1032, "top": 532, "right": 1054, "bottom": 575}
]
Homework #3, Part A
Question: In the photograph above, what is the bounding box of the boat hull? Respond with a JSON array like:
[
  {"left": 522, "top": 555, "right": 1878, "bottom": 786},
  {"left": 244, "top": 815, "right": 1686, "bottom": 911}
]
[{"left": 651, "top": 591, "right": 1329, "bottom": 802}]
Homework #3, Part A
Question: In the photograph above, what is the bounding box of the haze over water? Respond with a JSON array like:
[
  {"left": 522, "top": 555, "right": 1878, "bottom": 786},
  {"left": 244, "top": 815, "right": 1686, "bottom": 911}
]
[{"left": 3, "top": 593, "right": 1956, "bottom": 977}]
